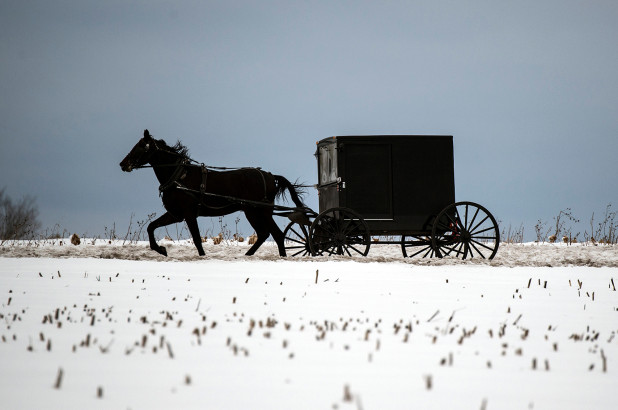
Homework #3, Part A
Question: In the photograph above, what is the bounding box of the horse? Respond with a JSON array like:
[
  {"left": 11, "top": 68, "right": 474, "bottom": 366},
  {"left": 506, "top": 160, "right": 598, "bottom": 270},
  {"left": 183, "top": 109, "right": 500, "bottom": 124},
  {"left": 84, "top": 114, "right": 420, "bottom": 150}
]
[{"left": 120, "top": 129, "right": 306, "bottom": 257}]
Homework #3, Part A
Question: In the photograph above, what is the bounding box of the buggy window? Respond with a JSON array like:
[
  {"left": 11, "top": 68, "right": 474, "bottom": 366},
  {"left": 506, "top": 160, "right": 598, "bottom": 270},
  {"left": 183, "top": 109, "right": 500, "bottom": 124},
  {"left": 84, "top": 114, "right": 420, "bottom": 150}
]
[{"left": 318, "top": 143, "right": 337, "bottom": 185}]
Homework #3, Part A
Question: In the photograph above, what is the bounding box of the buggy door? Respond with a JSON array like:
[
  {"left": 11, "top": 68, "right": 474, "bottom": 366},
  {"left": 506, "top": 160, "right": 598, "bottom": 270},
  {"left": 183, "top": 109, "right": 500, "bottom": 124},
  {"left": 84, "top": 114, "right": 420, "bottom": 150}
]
[{"left": 344, "top": 143, "right": 393, "bottom": 220}]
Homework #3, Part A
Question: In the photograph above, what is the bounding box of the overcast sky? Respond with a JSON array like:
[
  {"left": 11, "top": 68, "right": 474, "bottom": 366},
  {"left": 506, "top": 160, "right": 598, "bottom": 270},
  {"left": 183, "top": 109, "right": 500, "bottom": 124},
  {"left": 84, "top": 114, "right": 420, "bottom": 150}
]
[{"left": 1, "top": 0, "right": 616, "bottom": 241}]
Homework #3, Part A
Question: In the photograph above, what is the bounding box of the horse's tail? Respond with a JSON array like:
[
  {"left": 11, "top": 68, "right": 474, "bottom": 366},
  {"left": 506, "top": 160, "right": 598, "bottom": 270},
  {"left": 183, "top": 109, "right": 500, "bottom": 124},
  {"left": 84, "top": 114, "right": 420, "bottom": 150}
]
[{"left": 274, "top": 175, "right": 306, "bottom": 208}]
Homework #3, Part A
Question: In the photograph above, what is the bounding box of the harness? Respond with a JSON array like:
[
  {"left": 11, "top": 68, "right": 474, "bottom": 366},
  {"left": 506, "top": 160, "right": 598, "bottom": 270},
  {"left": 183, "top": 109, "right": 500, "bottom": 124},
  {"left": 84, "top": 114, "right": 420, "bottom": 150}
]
[
  {"left": 136, "top": 143, "right": 270, "bottom": 209},
  {"left": 158, "top": 161, "right": 189, "bottom": 194}
]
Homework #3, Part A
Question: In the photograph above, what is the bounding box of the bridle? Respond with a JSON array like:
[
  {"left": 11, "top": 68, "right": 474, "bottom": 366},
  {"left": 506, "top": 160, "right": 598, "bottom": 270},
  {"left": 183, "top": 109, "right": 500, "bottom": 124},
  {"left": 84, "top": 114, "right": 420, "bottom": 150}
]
[{"left": 129, "top": 138, "right": 190, "bottom": 170}]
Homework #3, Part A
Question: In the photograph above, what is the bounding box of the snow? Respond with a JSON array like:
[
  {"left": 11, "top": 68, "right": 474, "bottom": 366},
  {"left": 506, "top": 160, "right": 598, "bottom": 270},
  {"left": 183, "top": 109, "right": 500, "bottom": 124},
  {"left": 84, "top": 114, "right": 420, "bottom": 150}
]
[{"left": 1, "top": 241, "right": 617, "bottom": 409}]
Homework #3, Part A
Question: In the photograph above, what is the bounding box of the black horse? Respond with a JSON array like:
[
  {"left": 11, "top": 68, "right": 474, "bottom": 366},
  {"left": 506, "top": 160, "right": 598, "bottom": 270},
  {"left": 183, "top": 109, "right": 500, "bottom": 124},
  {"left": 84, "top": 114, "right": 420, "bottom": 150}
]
[{"left": 120, "top": 130, "right": 306, "bottom": 257}]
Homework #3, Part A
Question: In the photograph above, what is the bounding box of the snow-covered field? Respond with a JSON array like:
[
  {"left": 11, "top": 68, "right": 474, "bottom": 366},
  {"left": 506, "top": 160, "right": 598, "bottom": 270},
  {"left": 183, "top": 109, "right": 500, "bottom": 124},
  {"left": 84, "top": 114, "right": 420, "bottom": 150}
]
[{"left": 1, "top": 240, "right": 617, "bottom": 409}]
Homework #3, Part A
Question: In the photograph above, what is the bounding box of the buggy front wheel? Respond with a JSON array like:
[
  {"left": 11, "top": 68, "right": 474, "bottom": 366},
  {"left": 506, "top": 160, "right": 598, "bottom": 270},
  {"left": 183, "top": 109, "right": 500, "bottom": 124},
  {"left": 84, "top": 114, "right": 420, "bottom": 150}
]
[
  {"left": 401, "top": 235, "right": 437, "bottom": 258},
  {"left": 283, "top": 221, "right": 312, "bottom": 257},
  {"left": 309, "top": 207, "right": 371, "bottom": 256}
]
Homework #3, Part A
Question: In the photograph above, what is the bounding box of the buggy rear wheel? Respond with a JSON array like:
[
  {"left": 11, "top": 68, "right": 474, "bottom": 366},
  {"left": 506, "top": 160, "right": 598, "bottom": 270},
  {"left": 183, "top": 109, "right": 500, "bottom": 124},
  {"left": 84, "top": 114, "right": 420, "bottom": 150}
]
[
  {"left": 283, "top": 221, "right": 312, "bottom": 257},
  {"left": 431, "top": 201, "right": 500, "bottom": 260},
  {"left": 309, "top": 207, "right": 371, "bottom": 256}
]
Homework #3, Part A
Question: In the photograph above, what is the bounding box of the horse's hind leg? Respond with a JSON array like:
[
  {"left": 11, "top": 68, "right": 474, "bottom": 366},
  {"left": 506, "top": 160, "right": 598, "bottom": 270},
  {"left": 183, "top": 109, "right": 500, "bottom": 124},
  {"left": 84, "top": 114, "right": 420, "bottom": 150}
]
[
  {"left": 269, "top": 218, "right": 286, "bottom": 257},
  {"left": 244, "top": 211, "right": 270, "bottom": 256},
  {"left": 185, "top": 217, "right": 205, "bottom": 256},
  {"left": 147, "top": 212, "right": 182, "bottom": 256}
]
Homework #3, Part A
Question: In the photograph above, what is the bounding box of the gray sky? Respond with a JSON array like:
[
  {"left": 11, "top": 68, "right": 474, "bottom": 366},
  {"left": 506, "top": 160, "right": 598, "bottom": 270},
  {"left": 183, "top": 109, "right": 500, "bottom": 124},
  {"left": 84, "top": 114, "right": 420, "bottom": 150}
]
[{"left": 1, "top": 0, "right": 617, "bottom": 241}]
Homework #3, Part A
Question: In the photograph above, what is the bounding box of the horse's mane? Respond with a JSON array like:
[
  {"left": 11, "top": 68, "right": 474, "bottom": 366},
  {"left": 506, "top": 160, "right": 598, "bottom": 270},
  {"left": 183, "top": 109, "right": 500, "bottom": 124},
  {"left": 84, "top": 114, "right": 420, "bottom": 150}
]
[{"left": 158, "top": 139, "right": 190, "bottom": 159}]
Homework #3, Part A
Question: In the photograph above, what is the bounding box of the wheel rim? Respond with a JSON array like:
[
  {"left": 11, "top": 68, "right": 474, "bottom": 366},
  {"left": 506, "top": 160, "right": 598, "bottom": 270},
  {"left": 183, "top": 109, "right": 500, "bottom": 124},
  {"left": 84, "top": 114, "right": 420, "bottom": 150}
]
[
  {"left": 309, "top": 208, "right": 370, "bottom": 256},
  {"left": 283, "top": 221, "right": 312, "bottom": 257},
  {"left": 431, "top": 202, "right": 500, "bottom": 260},
  {"left": 401, "top": 235, "right": 437, "bottom": 258}
]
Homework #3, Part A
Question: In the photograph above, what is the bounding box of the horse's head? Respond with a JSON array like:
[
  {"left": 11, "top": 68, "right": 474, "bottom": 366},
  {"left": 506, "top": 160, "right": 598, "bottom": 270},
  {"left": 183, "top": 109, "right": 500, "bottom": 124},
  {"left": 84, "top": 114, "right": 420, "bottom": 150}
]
[{"left": 120, "top": 129, "right": 156, "bottom": 172}]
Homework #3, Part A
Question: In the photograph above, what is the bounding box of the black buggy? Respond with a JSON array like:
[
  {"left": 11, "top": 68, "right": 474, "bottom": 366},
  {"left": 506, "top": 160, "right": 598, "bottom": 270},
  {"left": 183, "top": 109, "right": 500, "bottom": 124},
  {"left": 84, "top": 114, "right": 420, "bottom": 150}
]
[{"left": 283, "top": 135, "right": 500, "bottom": 259}]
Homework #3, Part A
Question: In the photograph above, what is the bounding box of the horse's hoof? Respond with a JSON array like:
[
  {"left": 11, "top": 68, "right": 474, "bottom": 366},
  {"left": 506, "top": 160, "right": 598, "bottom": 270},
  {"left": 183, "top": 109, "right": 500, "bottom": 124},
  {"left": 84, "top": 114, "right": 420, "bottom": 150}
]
[{"left": 159, "top": 246, "right": 167, "bottom": 257}]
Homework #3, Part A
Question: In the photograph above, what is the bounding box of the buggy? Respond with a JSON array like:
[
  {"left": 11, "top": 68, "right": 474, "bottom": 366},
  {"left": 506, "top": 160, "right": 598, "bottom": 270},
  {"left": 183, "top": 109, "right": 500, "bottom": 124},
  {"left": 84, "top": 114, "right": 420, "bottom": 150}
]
[{"left": 283, "top": 135, "right": 500, "bottom": 259}]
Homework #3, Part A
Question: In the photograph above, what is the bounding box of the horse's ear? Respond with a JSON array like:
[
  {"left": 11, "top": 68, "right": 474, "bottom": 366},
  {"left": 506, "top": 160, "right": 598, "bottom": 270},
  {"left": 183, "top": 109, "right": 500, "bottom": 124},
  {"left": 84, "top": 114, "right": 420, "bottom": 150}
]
[{"left": 143, "top": 129, "right": 151, "bottom": 139}]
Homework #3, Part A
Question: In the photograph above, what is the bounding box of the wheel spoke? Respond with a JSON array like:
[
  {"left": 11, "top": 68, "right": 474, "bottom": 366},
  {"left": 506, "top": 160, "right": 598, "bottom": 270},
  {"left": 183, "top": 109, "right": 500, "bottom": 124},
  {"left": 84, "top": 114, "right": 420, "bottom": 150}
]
[
  {"left": 471, "top": 238, "right": 496, "bottom": 252},
  {"left": 291, "top": 248, "right": 308, "bottom": 257},
  {"left": 469, "top": 240, "right": 485, "bottom": 259},
  {"left": 286, "top": 244, "right": 307, "bottom": 250},
  {"left": 286, "top": 237, "right": 306, "bottom": 246},
  {"left": 288, "top": 226, "right": 303, "bottom": 238},
  {"left": 290, "top": 226, "right": 309, "bottom": 240},
  {"left": 470, "top": 225, "right": 496, "bottom": 236},
  {"left": 347, "top": 244, "right": 366, "bottom": 256},
  {"left": 468, "top": 207, "right": 480, "bottom": 231},
  {"left": 408, "top": 245, "right": 433, "bottom": 258},
  {"left": 437, "top": 242, "right": 461, "bottom": 257},
  {"left": 470, "top": 215, "right": 490, "bottom": 235},
  {"left": 453, "top": 241, "right": 465, "bottom": 256},
  {"left": 451, "top": 242, "right": 465, "bottom": 256}
]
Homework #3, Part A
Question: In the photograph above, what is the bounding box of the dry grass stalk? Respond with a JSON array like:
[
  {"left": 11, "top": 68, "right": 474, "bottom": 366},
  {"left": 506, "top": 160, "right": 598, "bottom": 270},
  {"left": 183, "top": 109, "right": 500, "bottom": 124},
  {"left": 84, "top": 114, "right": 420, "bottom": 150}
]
[
  {"left": 427, "top": 310, "right": 439, "bottom": 322},
  {"left": 54, "top": 368, "right": 63, "bottom": 389},
  {"left": 343, "top": 385, "right": 352, "bottom": 402},
  {"left": 424, "top": 375, "right": 432, "bottom": 390}
]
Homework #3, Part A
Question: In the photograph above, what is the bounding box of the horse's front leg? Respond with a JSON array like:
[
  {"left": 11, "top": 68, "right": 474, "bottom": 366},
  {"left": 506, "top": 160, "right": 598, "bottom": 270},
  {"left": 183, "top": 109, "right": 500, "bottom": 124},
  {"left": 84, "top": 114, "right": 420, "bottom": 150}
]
[
  {"left": 185, "top": 217, "right": 205, "bottom": 256},
  {"left": 147, "top": 212, "right": 183, "bottom": 256}
]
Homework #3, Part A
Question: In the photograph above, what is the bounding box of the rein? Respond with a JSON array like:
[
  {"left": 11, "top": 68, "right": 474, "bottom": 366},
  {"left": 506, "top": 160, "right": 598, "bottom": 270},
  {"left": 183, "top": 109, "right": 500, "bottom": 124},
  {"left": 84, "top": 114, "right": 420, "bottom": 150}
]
[
  {"left": 134, "top": 162, "right": 260, "bottom": 172},
  {"left": 133, "top": 135, "right": 262, "bottom": 171}
]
